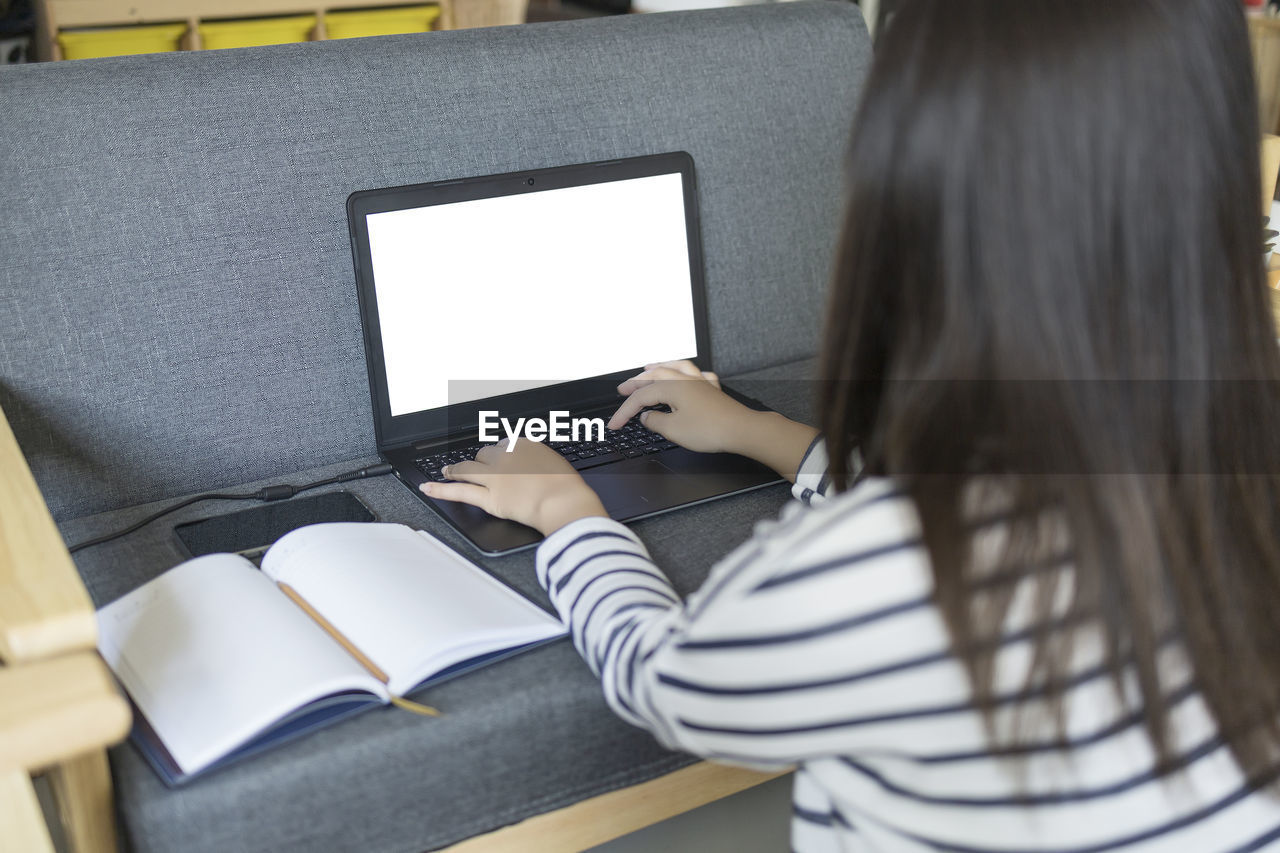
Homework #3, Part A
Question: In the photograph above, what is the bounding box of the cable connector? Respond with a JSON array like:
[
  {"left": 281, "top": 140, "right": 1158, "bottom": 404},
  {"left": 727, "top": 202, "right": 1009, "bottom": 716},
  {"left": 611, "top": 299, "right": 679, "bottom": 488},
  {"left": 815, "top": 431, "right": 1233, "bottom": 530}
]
[
  {"left": 256, "top": 484, "right": 299, "bottom": 501},
  {"left": 336, "top": 463, "right": 394, "bottom": 482}
]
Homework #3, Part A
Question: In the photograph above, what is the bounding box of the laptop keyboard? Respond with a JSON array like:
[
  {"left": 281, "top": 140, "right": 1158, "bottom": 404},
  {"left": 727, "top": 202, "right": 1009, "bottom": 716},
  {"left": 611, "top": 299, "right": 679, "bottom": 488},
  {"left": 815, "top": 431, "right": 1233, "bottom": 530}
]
[{"left": 414, "top": 417, "right": 677, "bottom": 482}]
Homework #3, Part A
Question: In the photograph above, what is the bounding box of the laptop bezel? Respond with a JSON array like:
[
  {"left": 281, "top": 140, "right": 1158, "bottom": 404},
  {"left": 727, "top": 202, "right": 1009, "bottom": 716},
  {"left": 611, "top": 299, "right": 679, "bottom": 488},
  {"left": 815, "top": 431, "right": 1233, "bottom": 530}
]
[{"left": 346, "top": 151, "right": 713, "bottom": 452}]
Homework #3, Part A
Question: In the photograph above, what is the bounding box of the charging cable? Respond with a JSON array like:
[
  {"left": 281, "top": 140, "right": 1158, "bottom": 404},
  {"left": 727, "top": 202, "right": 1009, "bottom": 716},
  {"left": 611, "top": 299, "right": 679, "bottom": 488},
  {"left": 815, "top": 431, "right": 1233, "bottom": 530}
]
[{"left": 68, "top": 463, "right": 394, "bottom": 554}]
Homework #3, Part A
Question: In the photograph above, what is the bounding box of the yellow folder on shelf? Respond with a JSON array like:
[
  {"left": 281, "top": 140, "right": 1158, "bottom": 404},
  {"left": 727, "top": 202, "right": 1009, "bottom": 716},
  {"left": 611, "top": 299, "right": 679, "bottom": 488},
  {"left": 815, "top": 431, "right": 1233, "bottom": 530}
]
[
  {"left": 58, "top": 24, "right": 186, "bottom": 60},
  {"left": 198, "top": 15, "right": 317, "bottom": 50},
  {"left": 326, "top": 5, "right": 442, "bottom": 39}
]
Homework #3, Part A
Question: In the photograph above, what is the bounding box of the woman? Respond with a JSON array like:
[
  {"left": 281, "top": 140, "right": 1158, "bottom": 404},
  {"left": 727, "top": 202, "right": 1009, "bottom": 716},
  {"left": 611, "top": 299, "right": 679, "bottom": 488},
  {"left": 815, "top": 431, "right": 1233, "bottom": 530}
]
[{"left": 425, "top": 0, "right": 1280, "bottom": 848}]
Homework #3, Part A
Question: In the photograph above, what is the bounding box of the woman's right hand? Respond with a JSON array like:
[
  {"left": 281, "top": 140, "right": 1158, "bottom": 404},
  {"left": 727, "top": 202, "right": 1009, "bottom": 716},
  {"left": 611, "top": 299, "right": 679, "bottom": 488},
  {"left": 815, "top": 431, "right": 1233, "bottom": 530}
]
[{"left": 607, "top": 361, "right": 754, "bottom": 454}]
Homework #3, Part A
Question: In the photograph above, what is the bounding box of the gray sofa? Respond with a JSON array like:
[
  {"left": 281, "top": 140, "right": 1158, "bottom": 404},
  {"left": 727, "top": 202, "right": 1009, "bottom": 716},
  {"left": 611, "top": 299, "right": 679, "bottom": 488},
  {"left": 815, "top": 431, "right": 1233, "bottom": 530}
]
[{"left": 0, "top": 4, "right": 870, "bottom": 850}]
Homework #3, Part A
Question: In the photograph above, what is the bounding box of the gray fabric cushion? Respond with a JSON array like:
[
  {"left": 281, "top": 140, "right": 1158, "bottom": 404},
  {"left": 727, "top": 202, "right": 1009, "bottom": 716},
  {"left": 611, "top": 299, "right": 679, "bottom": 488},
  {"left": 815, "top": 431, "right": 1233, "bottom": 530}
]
[
  {"left": 63, "top": 359, "right": 815, "bottom": 853},
  {"left": 0, "top": 2, "right": 868, "bottom": 523}
]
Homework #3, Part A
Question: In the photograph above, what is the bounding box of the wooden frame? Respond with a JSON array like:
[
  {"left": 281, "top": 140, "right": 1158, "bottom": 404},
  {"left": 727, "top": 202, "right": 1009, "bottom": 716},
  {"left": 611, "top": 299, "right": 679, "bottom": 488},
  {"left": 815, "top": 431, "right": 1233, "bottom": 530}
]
[
  {"left": 0, "top": 401, "right": 132, "bottom": 853},
  {"left": 443, "top": 764, "right": 786, "bottom": 853},
  {"left": 0, "top": 655, "right": 132, "bottom": 853},
  {"left": 0, "top": 409, "right": 96, "bottom": 664}
]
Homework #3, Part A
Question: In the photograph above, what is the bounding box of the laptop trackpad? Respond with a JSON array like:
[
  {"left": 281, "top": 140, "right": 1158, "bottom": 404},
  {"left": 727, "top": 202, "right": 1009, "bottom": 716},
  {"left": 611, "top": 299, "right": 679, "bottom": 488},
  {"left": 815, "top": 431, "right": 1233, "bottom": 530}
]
[{"left": 580, "top": 457, "right": 697, "bottom": 520}]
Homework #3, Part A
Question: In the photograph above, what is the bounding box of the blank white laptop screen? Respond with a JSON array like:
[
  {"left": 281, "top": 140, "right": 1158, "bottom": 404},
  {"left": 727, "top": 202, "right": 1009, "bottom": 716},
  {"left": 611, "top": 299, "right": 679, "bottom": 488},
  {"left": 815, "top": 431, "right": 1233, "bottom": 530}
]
[{"left": 366, "top": 172, "right": 700, "bottom": 417}]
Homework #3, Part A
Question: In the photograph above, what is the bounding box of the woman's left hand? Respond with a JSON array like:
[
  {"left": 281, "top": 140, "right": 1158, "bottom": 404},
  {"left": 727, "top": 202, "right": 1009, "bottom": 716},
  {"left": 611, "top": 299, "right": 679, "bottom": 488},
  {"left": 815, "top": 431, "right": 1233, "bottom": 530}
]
[{"left": 420, "top": 439, "right": 608, "bottom": 536}]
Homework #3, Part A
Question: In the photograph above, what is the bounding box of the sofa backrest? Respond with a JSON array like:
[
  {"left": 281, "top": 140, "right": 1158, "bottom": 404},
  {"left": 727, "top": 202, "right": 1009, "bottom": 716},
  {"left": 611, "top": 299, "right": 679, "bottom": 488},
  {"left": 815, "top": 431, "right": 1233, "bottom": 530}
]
[{"left": 0, "top": 2, "right": 870, "bottom": 521}]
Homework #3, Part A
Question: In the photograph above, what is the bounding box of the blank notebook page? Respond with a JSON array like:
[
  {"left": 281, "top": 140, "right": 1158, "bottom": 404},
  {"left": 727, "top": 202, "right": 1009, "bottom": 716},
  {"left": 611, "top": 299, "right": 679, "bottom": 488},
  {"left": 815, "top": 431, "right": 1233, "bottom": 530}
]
[
  {"left": 261, "top": 523, "right": 564, "bottom": 695},
  {"left": 97, "top": 554, "right": 383, "bottom": 775}
]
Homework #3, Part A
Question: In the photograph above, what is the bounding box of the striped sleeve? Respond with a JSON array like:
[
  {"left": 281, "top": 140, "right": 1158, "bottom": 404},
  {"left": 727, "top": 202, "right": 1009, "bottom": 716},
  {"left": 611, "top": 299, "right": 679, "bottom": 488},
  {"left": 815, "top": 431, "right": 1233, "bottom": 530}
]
[
  {"left": 535, "top": 516, "right": 689, "bottom": 737},
  {"left": 537, "top": 514, "right": 803, "bottom": 766},
  {"left": 533, "top": 478, "right": 925, "bottom": 771}
]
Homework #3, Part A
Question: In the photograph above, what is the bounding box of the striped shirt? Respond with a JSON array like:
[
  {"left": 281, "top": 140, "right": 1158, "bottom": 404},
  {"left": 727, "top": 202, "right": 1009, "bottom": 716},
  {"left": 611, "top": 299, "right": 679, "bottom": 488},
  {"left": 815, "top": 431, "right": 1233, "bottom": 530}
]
[{"left": 533, "top": 440, "right": 1280, "bottom": 852}]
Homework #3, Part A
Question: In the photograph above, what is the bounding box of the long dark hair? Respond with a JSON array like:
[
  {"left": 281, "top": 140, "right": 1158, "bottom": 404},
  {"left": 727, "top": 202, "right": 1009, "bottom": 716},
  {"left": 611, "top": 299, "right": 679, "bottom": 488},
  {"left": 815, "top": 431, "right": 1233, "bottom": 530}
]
[{"left": 820, "top": 0, "right": 1280, "bottom": 782}]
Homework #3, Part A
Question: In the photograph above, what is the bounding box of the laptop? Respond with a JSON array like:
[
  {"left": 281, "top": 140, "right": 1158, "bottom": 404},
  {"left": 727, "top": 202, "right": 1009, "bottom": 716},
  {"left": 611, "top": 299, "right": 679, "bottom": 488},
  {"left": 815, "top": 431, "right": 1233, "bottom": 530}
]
[{"left": 346, "top": 152, "right": 781, "bottom": 555}]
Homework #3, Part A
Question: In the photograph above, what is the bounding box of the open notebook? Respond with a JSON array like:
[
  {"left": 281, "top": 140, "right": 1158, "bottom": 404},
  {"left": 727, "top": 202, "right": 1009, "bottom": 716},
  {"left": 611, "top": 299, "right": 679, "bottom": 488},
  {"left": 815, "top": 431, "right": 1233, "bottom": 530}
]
[{"left": 97, "top": 523, "right": 565, "bottom": 786}]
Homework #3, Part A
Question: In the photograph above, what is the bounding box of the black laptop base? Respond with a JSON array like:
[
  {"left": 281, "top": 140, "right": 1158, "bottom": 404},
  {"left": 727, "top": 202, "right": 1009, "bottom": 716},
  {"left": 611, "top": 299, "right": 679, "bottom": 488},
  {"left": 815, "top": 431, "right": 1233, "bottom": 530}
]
[
  {"left": 391, "top": 446, "right": 781, "bottom": 556},
  {"left": 386, "top": 390, "right": 784, "bottom": 556}
]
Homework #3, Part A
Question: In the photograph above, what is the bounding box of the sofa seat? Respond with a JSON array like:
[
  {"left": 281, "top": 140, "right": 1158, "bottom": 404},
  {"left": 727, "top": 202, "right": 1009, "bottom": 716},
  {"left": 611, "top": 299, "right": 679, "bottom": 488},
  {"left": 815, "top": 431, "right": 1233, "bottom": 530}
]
[{"left": 60, "top": 359, "right": 815, "bottom": 853}]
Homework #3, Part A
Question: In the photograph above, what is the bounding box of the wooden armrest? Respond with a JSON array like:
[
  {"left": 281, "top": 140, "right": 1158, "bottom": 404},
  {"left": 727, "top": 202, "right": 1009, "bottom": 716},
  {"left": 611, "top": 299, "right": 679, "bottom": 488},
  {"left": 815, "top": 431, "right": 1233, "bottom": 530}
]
[
  {"left": 0, "top": 653, "right": 130, "bottom": 773},
  {"left": 0, "top": 405, "right": 96, "bottom": 664}
]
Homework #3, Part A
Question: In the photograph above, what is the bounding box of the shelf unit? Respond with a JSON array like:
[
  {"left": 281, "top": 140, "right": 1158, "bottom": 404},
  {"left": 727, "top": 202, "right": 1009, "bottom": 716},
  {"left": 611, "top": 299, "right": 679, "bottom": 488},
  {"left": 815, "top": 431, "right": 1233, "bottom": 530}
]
[
  {"left": 33, "top": 0, "right": 528, "bottom": 60},
  {"left": 1251, "top": 16, "right": 1280, "bottom": 136}
]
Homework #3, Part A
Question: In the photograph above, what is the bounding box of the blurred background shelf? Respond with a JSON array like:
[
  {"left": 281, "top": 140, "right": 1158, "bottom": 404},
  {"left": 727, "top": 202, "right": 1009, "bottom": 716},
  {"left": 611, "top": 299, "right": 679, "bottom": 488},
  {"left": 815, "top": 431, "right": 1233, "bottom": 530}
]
[
  {"left": 1251, "top": 15, "right": 1280, "bottom": 136},
  {"left": 33, "top": 0, "right": 537, "bottom": 60}
]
